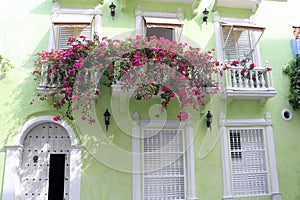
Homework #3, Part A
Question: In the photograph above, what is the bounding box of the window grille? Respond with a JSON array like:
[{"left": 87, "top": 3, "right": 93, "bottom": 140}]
[
  {"left": 229, "top": 128, "right": 270, "bottom": 197},
  {"left": 143, "top": 129, "right": 185, "bottom": 200}
]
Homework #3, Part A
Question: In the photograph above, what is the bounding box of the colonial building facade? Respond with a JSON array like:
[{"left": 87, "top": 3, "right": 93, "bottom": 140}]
[{"left": 0, "top": 0, "right": 299, "bottom": 199}]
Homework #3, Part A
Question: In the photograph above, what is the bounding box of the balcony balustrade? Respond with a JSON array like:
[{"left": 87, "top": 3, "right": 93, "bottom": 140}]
[
  {"left": 220, "top": 64, "right": 277, "bottom": 104},
  {"left": 37, "top": 64, "right": 99, "bottom": 94}
]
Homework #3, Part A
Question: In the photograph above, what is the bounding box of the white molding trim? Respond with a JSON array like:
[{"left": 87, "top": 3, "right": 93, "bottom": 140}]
[
  {"left": 266, "top": 125, "right": 282, "bottom": 200},
  {"left": 48, "top": 2, "right": 102, "bottom": 50},
  {"left": 133, "top": 114, "right": 197, "bottom": 200},
  {"left": 219, "top": 112, "right": 281, "bottom": 200},
  {"left": 132, "top": 112, "right": 141, "bottom": 200},
  {"left": 2, "top": 116, "right": 82, "bottom": 200},
  {"left": 185, "top": 115, "right": 198, "bottom": 200},
  {"left": 14, "top": 116, "right": 77, "bottom": 146},
  {"left": 140, "top": 119, "right": 186, "bottom": 127},
  {"left": 69, "top": 146, "right": 83, "bottom": 200},
  {"left": 219, "top": 113, "right": 233, "bottom": 200},
  {"left": 225, "top": 112, "right": 272, "bottom": 127},
  {"left": 135, "top": 4, "right": 184, "bottom": 37},
  {"left": 2, "top": 146, "right": 23, "bottom": 200}
]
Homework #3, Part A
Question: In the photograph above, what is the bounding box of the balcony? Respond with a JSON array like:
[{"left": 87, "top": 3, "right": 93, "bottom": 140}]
[
  {"left": 37, "top": 64, "right": 98, "bottom": 94},
  {"left": 220, "top": 66, "right": 277, "bottom": 104},
  {"left": 216, "top": 0, "right": 261, "bottom": 10}
]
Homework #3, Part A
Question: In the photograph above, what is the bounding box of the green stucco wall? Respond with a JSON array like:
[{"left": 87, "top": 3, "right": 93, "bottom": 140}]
[{"left": 1, "top": 0, "right": 300, "bottom": 199}]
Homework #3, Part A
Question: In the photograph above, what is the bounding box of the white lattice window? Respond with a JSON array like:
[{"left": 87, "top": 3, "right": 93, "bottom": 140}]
[
  {"left": 143, "top": 129, "right": 185, "bottom": 200},
  {"left": 229, "top": 128, "right": 270, "bottom": 197}
]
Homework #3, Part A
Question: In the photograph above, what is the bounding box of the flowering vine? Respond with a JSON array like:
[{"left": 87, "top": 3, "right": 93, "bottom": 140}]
[
  {"left": 33, "top": 35, "right": 220, "bottom": 122},
  {"left": 220, "top": 58, "right": 272, "bottom": 88}
]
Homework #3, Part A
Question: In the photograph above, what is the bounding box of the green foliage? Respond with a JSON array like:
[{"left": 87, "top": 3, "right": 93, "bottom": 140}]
[
  {"left": 0, "top": 55, "right": 13, "bottom": 73},
  {"left": 282, "top": 54, "right": 300, "bottom": 110}
]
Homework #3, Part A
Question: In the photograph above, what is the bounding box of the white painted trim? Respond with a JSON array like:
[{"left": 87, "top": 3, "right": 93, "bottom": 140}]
[
  {"left": 219, "top": 113, "right": 233, "bottom": 199},
  {"left": 2, "top": 146, "right": 23, "bottom": 200},
  {"left": 219, "top": 112, "right": 281, "bottom": 199},
  {"left": 69, "top": 146, "right": 83, "bottom": 200},
  {"left": 135, "top": 4, "right": 184, "bottom": 38},
  {"left": 14, "top": 116, "right": 77, "bottom": 146},
  {"left": 133, "top": 116, "right": 197, "bottom": 200},
  {"left": 49, "top": 2, "right": 102, "bottom": 50},
  {"left": 266, "top": 125, "right": 282, "bottom": 200},
  {"left": 185, "top": 122, "right": 198, "bottom": 200},
  {"left": 214, "top": 12, "right": 224, "bottom": 62},
  {"left": 140, "top": 119, "right": 186, "bottom": 127},
  {"left": 136, "top": 15, "right": 144, "bottom": 36},
  {"left": 132, "top": 121, "right": 141, "bottom": 200},
  {"left": 2, "top": 116, "right": 82, "bottom": 200},
  {"left": 225, "top": 113, "right": 272, "bottom": 127}
]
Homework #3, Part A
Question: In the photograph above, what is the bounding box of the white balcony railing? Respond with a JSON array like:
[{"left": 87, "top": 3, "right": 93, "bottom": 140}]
[
  {"left": 220, "top": 65, "right": 277, "bottom": 104},
  {"left": 37, "top": 64, "right": 99, "bottom": 94}
]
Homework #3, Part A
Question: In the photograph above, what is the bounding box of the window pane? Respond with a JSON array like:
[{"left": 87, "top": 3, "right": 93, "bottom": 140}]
[
  {"left": 222, "top": 26, "right": 254, "bottom": 63},
  {"left": 146, "top": 27, "right": 174, "bottom": 41},
  {"left": 229, "top": 128, "right": 269, "bottom": 196},
  {"left": 143, "top": 129, "right": 185, "bottom": 200}
]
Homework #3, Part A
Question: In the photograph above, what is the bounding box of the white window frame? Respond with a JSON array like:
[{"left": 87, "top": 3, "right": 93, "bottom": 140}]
[
  {"left": 48, "top": 2, "right": 102, "bottom": 51},
  {"left": 219, "top": 112, "right": 282, "bottom": 200},
  {"left": 132, "top": 112, "right": 198, "bottom": 200},
  {"left": 228, "top": 128, "right": 270, "bottom": 197},
  {"left": 142, "top": 128, "right": 186, "bottom": 199},
  {"left": 214, "top": 14, "right": 264, "bottom": 68},
  {"left": 2, "top": 116, "right": 82, "bottom": 200},
  {"left": 135, "top": 4, "right": 184, "bottom": 42}
]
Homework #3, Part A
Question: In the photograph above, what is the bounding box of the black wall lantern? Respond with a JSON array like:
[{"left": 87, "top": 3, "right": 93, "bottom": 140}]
[
  {"left": 206, "top": 111, "right": 213, "bottom": 130},
  {"left": 104, "top": 109, "right": 111, "bottom": 131},
  {"left": 202, "top": 8, "right": 209, "bottom": 25},
  {"left": 109, "top": 2, "right": 116, "bottom": 19}
]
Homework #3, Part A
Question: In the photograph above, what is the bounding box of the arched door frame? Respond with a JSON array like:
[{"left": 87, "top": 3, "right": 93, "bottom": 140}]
[{"left": 2, "top": 116, "right": 82, "bottom": 200}]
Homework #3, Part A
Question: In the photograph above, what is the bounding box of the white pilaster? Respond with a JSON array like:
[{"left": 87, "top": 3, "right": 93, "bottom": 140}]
[
  {"left": 132, "top": 112, "right": 141, "bottom": 200},
  {"left": 219, "top": 113, "right": 233, "bottom": 200},
  {"left": 2, "top": 145, "right": 23, "bottom": 200},
  {"left": 69, "top": 146, "right": 83, "bottom": 200},
  {"left": 265, "top": 113, "right": 282, "bottom": 200},
  {"left": 136, "top": 15, "right": 143, "bottom": 37},
  {"left": 185, "top": 114, "right": 198, "bottom": 200},
  {"left": 94, "top": 4, "right": 102, "bottom": 37}
]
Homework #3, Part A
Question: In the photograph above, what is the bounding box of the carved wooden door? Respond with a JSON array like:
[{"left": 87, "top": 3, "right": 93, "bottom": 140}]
[{"left": 20, "top": 122, "right": 71, "bottom": 200}]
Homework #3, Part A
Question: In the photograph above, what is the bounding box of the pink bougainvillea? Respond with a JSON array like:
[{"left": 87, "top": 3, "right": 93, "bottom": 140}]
[{"left": 33, "top": 35, "right": 220, "bottom": 122}]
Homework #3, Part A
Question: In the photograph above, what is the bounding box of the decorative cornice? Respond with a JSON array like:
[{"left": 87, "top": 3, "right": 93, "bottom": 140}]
[{"left": 219, "top": 112, "right": 272, "bottom": 127}]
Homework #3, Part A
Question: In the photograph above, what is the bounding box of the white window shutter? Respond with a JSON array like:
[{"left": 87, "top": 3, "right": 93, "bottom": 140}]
[
  {"left": 57, "top": 25, "right": 92, "bottom": 50},
  {"left": 79, "top": 25, "right": 92, "bottom": 40},
  {"left": 58, "top": 27, "right": 76, "bottom": 50},
  {"left": 143, "top": 129, "right": 185, "bottom": 200},
  {"left": 222, "top": 26, "right": 254, "bottom": 63},
  {"left": 229, "top": 129, "right": 270, "bottom": 197}
]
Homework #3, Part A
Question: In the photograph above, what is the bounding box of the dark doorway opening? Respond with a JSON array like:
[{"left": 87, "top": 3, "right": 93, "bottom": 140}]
[{"left": 48, "top": 154, "right": 66, "bottom": 200}]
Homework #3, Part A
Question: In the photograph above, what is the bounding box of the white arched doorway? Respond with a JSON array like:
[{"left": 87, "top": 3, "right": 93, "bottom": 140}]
[{"left": 2, "top": 116, "right": 82, "bottom": 200}]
